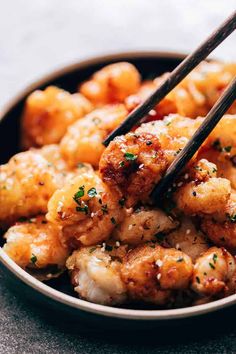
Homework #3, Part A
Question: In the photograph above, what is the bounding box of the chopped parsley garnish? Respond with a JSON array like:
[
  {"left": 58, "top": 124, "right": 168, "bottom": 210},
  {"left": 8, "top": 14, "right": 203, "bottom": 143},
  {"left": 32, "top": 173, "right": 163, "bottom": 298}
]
[
  {"left": 212, "top": 139, "right": 221, "bottom": 151},
  {"left": 105, "top": 244, "right": 113, "bottom": 252},
  {"left": 196, "top": 276, "right": 201, "bottom": 284},
  {"left": 223, "top": 145, "right": 232, "bottom": 153},
  {"left": 212, "top": 139, "right": 232, "bottom": 153},
  {"left": 213, "top": 253, "right": 217, "bottom": 264},
  {"left": 92, "top": 117, "right": 102, "bottom": 125},
  {"left": 76, "top": 204, "right": 89, "bottom": 214},
  {"left": 124, "top": 152, "right": 137, "bottom": 161},
  {"left": 87, "top": 187, "right": 97, "bottom": 198},
  {"left": 118, "top": 198, "right": 125, "bottom": 207},
  {"left": 89, "top": 247, "right": 96, "bottom": 253},
  {"left": 209, "top": 262, "right": 215, "bottom": 269},
  {"left": 194, "top": 166, "right": 202, "bottom": 172},
  {"left": 77, "top": 162, "right": 85, "bottom": 168},
  {"left": 101, "top": 204, "right": 108, "bottom": 214},
  {"left": 110, "top": 217, "right": 116, "bottom": 225},
  {"left": 230, "top": 155, "right": 236, "bottom": 167},
  {"left": 146, "top": 140, "right": 152, "bottom": 146},
  {"left": 177, "top": 257, "right": 184, "bottom": 263},
  {"left": 212, "top": 167, "right": 217, "bottom": 173},
  {"left": 149, "top": 244, "right": 156, "bottom": 248},
  {"left": 227, "top": 214, "right": 236, "bottom": 223},
  {"left": 73, "top": 186, "right": 85, "bottom": 202},
  {"left": 164, "top": 200, "right": 176, "bottom": 214},
  {"left": 31, "top": 254, "right": 37, "bottom": 264},
  {"left": 18, "top": 216, "right": 28, "bottom": 223},
  {"left": 192, "top": 191, "right": 197, "bottom": 197},
  {"left": 165, "top": 121, "right": 171, "bottom": 126},
  {"left": 119, "top": 161, "right": 125, "bottom": 167},
  {"left": 175, "top": 148, "right": 182, "bottom": 156}
]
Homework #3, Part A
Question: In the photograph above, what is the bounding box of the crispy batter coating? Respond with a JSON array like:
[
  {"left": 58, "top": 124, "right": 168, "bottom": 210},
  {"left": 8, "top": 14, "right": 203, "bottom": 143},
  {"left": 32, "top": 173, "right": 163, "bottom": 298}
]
[
  {"left": 80, "top": 62, "right": 141, "bottom": 105},
  {"left": 200, "top": 198, "right": 236, "bottom": 251},
  {"left": 22, "top": 86, "right": 93, "bottom": 148},
  {"left": 99, "top": 132, "right": 168, "bottom": 207},
  {"left": 136, "top": 115, "right": 203, "bottom": 164},
  {"left": 198, "top": 148, "right": 236, "bottom": 190},
  {"left": 191, "top": 247, "right": 236, "bottom": 296},
  {"left": 3, "top": 216, "right": 69, "bottom": 279},
  {"left": 113, "top": 207, "right": 178, "bottom": 245},
  {"left": 67, "top": 246, "right": 127, "bottom": 305},
  {"left": 0, "top": 150, "right": 70, "bottom": 228},
  {"left": 121, "top": 244, "right": 193, "bottom": 305},
  {"left": 166, "top": 217, "right": 209, "bottom": 261},
  {"left": 174, "top": 178, "right": 231, "bottom": 216},
  {"left": 60, "top": 104, "right": 128, "bottom": 167},
  {"left": 47, "top": 170, "right": 125, "bottom": 247}
]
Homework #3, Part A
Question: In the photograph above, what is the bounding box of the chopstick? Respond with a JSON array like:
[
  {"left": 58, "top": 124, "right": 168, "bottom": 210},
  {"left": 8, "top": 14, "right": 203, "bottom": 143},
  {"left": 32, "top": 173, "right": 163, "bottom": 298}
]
[
  {"left": 150, "top": 76, "right": 236, "bottom": 202},
  {"left": 103, "top": 10, "right": 236, "bottom": 147}
]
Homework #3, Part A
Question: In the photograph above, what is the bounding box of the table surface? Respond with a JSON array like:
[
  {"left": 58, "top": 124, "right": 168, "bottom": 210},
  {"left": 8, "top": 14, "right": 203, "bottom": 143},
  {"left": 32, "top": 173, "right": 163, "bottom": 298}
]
[{"left": 1, "top": 1, "right": 236, "bottom": 353}]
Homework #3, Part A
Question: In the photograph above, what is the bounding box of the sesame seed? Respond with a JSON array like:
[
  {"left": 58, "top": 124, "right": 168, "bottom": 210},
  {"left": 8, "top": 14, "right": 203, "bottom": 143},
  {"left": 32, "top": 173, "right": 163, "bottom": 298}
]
[
  {"left": 128, "top": 224, "right": 133, "bottom": 230},
  {"left": 176, "top": 243, "right": 180, "bottom": 250},
  {"left": 101, "top": 243, "right": 106, "bottom": 252},
  {"left": 168, "top": 188, "right": 172, "bottom": 192},
  {"left": 186, "top": 229, "right": 191, "bottom": 235},
  {"left": 184, "top": 173, "right": 189, "bottom": 180},
  {"left": 149, "top": 109, "right": 157, "bottom": 116},
  {"left": 116, "top": 241, "right": 120, "bottom": 247},
  {"left": 139, "top": 164, "right": 144, "bottom": 169},
  {"left": 177, "top": 182, "right": 183, "bottom": 187},
  {"left": 57, "top": 201, "right": 64, "bottom": 213},
  {"left": 91, "top": 212, "right": 95, "bottom": 217},
  {"left": 157, "top": 273, "right": 162, "bottom": 280},
  {"left": 156, "top": 260, "right": 163, "bottom": 267}
]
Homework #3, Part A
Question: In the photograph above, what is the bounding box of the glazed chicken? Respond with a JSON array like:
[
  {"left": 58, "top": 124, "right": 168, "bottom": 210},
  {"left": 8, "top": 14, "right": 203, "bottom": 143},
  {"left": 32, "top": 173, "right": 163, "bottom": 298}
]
[{"left": 1, "top": 60, "right": 236, "bottom": 310}]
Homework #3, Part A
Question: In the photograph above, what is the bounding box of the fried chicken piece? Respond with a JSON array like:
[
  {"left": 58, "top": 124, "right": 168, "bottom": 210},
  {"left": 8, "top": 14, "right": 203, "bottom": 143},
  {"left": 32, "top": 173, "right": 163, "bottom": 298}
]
[
  {"left": 99, "top": 131, "right": 168, "bottom": 207},
  {"left": 3, "top": 216, "right": 69, "bottom": 280},
  {"left": 60, "top": 104, "right": 128, "bottom": 167},
  {"left": 22, "top": 86, "right": 93, "bottom": 148},
  {"left": 80, "top": 62, "right": 141, "bottom": 105},
  {"left": 191, "top": 247, "right": 236, "bottom": 296},
  {"left": 121, "top": 244, "right": 193, "bottom": 305},
  {"left": 47, "top": 170, "right": 126, "bottom": 247}
]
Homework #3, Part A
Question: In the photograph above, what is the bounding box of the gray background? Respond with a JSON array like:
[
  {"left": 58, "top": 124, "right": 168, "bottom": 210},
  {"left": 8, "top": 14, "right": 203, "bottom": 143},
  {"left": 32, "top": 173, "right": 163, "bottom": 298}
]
[{"left": 0, "top": 1, "right": 236, "bottom": 353}]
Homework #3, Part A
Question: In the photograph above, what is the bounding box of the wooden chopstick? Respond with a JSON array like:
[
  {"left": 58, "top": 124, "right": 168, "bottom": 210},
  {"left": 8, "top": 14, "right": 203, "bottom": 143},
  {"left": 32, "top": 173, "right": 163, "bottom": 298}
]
[
  {"left": 103, "top": 10, "right": 236, "bottom": 147},
  {"left": 150, "top": 76, "right": 236, "bottom": 202}
]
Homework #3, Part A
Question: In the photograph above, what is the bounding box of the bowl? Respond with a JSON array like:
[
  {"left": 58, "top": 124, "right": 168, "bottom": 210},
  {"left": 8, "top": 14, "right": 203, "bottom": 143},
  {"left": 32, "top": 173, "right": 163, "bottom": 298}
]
[{"left": 1, "top": 51, "right": 236, "bottom": 329}]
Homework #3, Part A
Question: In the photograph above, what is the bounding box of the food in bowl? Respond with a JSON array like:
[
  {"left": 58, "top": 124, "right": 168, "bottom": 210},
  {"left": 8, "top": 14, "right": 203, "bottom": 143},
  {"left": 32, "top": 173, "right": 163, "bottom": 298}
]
[{"left": 1, "top": 60, "right": 236, "bottom": 308}]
